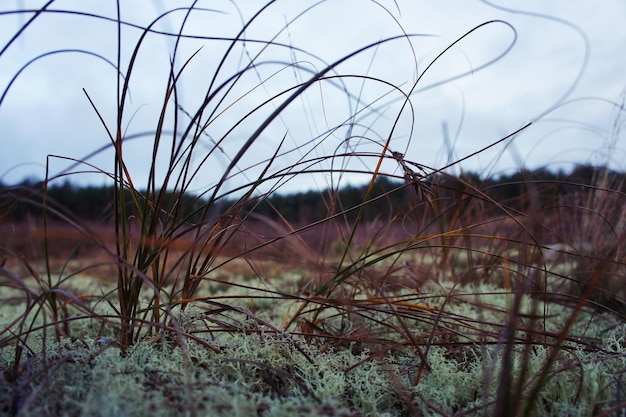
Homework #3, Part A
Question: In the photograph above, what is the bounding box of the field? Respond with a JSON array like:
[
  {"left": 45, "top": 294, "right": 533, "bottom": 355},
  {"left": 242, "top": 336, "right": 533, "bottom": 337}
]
[
  {"left": 2, "top": 2, "right": 626, "bottom": 417},
  {"left": 2, "top": 201, "right": 626, "bottom": 417}
]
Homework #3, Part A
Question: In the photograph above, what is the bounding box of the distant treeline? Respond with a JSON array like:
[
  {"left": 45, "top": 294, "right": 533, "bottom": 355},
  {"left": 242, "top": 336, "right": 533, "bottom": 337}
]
[
  {"left": 1, "top": 164, "right": 623, "bottom": 225},
  {"left": 252, "top": 164, "right": 625, "bottom": 225}
]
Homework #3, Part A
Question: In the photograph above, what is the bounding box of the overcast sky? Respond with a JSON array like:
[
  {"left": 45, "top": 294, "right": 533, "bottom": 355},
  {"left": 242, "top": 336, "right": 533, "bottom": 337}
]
[{"left": 1, "top": 1, "right": 625, "bottom": 195}]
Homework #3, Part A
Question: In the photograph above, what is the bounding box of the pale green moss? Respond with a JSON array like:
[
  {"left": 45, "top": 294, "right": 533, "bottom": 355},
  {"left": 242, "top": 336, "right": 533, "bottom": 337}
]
[{"left": 2, "top": 272, "right": 625, "bottom": 417}]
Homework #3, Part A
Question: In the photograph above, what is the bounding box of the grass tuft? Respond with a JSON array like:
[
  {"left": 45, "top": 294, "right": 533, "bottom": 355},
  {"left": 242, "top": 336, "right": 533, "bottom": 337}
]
[{"left": 1, "top": 2, "right": 626, "bottom": 416}]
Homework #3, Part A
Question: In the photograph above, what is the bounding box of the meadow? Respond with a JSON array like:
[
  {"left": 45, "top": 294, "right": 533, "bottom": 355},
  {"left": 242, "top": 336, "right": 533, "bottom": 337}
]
[{"left": 1, "top": 2, "right": 626, "bottom": 416}]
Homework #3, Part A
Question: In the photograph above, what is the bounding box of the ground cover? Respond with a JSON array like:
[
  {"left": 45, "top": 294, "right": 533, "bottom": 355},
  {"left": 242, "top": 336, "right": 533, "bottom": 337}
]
[{"left": 2, "top": 239, "right": 626, "bottom": 416}]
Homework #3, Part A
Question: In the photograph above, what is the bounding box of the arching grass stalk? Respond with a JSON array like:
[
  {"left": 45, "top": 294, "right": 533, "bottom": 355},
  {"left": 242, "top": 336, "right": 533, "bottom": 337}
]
[{"left": 4, "top": 2, "right": 626, "bottom": 416}]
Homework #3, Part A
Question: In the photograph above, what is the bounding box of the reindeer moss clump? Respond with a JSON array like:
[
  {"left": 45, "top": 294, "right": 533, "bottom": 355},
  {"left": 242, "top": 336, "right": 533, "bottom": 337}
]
[{"left": 2, "top": 285, "right": 625, "bottom": 417}]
